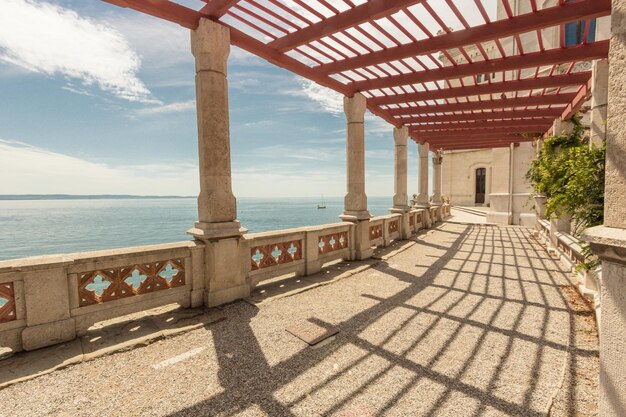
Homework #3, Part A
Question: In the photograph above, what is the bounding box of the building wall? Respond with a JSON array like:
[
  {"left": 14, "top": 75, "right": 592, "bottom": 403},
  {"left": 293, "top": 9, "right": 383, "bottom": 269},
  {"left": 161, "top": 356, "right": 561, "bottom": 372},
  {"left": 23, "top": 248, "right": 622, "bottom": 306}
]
[{"left": 442, "top": 142, "right": 536, "bottom": 225}]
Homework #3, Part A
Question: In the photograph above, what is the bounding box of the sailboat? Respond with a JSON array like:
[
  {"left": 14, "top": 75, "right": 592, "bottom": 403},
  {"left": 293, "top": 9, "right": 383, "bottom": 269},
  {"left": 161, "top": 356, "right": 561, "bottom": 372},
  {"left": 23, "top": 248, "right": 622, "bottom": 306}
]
[{"left": 317, "top": 194, "right": 326, "bottom": 209}]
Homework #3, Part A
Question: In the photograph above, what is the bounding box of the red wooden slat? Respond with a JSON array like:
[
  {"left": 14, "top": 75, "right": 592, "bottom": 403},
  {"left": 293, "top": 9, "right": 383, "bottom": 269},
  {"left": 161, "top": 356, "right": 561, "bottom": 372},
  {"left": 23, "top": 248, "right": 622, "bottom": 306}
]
[
  {"left": 316, "top": 0, "right": 610, "bottom": 74},
  {"left": 350, "top": 41, "right": 609, "bottom": 91},
  {"left": 387, "top": 93, "right": 575, "bottom": 116},
  {"left": 268, "top": 0, "right": 427, "bottom": 51},
  {"left": 403, "top": 109, "right": 563, "bottom": 124}
]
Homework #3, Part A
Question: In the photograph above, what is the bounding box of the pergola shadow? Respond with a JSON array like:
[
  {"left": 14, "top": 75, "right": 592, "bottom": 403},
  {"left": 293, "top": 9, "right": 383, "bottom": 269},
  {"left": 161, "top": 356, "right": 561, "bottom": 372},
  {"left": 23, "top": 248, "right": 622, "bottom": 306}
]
[{"left": 167, "top": 224, "right": 589, "bottom": 417}]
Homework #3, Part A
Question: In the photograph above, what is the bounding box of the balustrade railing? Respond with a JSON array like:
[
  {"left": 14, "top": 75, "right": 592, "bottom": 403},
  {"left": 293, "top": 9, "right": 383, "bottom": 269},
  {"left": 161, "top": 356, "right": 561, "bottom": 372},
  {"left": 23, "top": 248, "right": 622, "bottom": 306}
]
[{"left": 0, "top": 207, "right": 436, "bottom": 354}]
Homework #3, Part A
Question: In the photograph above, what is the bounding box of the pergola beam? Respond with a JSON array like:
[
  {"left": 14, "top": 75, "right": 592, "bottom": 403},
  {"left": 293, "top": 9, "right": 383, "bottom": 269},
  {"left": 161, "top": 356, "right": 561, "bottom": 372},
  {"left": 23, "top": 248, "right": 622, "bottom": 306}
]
[
  {"left": 438, "top": 142, "right": 527, "bottom": 151},
  {"left": 369, "top": 73, "right": 590, "bottom": 106},
  {"left": 199, "top": 0, "right": 240, "bottom": 18},
  {"left": 351, "top": 41, "right": 610, "bottom": 92},
  {"left": 413, "top": 127, "right": 546, "bottom": 140},
  {"left": 423, "top": 137, "right": 533, "bottom": 147},
  {"left": 404, "top": 109, "right": 563, "bottom": 124},
  {"left": 318, "top": 0, "right": 611, "bottom": 75},
  {"left": 389, "top": 94, "right": 575, "bottom": 116},
  {"left": 411, "top": 119, "right": 556, "bottom": 133},
  {"left": 268, "top": 0, "right": 426, "bottom": 52},
  {"left": 102, "top": 0, "right": 200, "bottom": 29}
]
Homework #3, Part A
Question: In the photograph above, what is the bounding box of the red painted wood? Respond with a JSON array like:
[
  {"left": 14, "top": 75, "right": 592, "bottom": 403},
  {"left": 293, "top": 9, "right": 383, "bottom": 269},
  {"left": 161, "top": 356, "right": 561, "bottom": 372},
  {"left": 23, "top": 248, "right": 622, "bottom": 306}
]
[
  {"left": 387, "top": 94, "right": 575, "bottom": 116},
  {"left": 317, "top": 0, "right": 610, "bottom": 75},
  {"left": 402, "top": 109, "right": 563, "bottom": 124},
  {"left": 411, "top": 119, "right": 555, "bottom": 132},
  {"left": 413, "top": 127, "right": 547, "bottom": 140},
  {"left": 369, "top": 73, "right": 590, "bottom": 106},
  {"left": 199, "top": 0, "right": 240, "bottom": 18},
  {"left": 102, "top": 0, "right": 200, "bottom": 29},
  {"left": 267, "top": 0, "right": 427, "bottom": 52},
  {"left": 351, "top": 41, "right": 609, "bottom": 91}
]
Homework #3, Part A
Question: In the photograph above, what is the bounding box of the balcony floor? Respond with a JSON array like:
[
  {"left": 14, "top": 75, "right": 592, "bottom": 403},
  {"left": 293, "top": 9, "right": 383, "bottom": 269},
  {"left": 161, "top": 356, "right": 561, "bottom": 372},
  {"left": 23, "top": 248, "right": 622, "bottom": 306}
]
[{"left": 0, "top": 223, "right": 598, "bottom": 416}]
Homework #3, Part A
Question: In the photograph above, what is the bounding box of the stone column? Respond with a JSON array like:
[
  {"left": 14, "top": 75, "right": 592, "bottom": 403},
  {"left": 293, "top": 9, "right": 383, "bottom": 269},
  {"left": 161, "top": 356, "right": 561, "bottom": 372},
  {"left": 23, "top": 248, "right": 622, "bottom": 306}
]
[
  {"left": 582, "top": 2, "right": 626, "bottom": 415},
  {"left": 431, "top": 151, "right": 442, "bottom": 205},
  {"left": 417, "top": 142, "right": 430, "bottom": 207},
  {"left": 340, "top": 93, "right": 372, "bottom": 260},
  {"left": 341, "top": 93, "right": 370, "bottom": 221},
  {"left": 590, "top": 59, "right": 609, "bottom": 147},
  {"left": 187, "top": 19, "right": 248, "bottom": 306},
  {"left": 392, "top": 126, "right": 409, "bottom": 210},
  {"left": 552, "top": 118, "right": 574, "bottom": 136},
  {"left": 390, "top": 127, "right": 412, "bottom": 239}
]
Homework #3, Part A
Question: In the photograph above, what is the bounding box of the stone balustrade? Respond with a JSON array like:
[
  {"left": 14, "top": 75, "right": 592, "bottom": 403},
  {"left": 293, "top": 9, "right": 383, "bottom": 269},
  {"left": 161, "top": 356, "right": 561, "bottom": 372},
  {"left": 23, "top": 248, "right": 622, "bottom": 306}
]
[
  {"left": 0, "top": 209, "right": 437, "bottom": 354},
  {"left": 535, "top": 219, "right": 601, "bottom": 328},
  {"left": 0, "top": 241, "right": 203, "bottom": 353},
  {"left": 245, "top": 222, "right": 351, "bottom": 288}
]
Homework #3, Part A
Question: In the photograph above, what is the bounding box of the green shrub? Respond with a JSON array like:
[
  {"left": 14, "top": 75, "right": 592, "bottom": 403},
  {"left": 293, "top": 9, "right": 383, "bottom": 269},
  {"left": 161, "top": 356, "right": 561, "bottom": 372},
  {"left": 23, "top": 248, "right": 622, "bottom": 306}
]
[{"left": 526, "top": 117, "right": 605, "bottom": 269}]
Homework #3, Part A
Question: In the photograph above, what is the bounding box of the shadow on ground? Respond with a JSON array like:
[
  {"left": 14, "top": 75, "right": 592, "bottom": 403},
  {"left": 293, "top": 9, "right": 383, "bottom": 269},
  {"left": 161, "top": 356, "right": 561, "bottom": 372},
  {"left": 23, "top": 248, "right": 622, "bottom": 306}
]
[{"left": 166, "top": 224, "right": 596, "bottom": 417}]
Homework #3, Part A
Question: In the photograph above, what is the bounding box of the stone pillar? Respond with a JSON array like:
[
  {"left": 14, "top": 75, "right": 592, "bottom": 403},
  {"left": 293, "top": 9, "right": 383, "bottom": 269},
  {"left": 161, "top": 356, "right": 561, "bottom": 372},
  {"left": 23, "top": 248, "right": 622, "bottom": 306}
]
[
  {"left": 341, "top": 93, "right": 370, "bottom": 221},
  {"left": 582, "top": 3, "right": 626, "bottom": 415},
  {"left": 390, "top": 126, "right": 411, "bottom": 239},
  {"left": 590, "top": 59, "right": 609, "bottom": 147},
  {"left": 187, "top": 19, "right": 248, "bottom": 306},
  {"left": 431, "top": 151, "right": 442, "bottom": 205},
  {"left": 417, "top": 142, "right": 430, "bottom": 207},
  {"left": 21, "top": 259, "right": 75, "bottom": 351},
  {"left": 340, "top": 93, "right": 372, "bottom": 260},
  {"left": 552, "top": 118, "right": 574, "bottom": 136},
  {"left": 416, "top": 142, "right": 432, "bottom": 227},
  {"left": 392, "top": 126, "right": 409, "bottom": 210}
]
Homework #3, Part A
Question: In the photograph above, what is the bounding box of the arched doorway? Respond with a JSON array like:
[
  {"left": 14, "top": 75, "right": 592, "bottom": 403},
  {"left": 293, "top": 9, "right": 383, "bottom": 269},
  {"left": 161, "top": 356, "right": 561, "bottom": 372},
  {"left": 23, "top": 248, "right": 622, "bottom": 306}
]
[{"left": 475, "top": 168, "right": 486, "bottom": 204}]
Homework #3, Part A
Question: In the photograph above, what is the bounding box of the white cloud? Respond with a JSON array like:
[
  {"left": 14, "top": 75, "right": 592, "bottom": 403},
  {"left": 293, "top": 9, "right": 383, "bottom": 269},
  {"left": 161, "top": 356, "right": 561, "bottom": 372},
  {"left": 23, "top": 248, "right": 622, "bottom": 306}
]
[
  {"left": 298, "top": 79, "right": 344, "bottom": 114},
  {"left": 134, "top": 100, "right": 196, "bottom": 116},
  {"left": 297, "top": 79, "right": 392, "bottom": 135},
  {"left": 0, "top": 139, "right": 198, "bottom": 195},
  {"left": 0, "top": 0, "right": 154, "bottom": 102}
]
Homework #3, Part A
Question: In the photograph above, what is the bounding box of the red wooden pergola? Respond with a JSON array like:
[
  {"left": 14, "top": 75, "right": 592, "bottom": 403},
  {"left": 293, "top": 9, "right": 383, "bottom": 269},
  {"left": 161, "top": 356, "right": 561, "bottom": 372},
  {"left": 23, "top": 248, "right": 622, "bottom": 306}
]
[{"left": 103, "top": 0, "right": 610, "bottom": 150}]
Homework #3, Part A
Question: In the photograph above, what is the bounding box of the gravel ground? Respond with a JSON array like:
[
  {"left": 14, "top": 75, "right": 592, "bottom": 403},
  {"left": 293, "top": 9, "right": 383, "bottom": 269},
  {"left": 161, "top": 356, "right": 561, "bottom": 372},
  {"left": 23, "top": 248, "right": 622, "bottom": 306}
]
[
  {"left": 0, "top": 223, "right": 596, "bottom": 417},
  {"left": 548, "top": 285, "right": 599, "bottom": 417}
]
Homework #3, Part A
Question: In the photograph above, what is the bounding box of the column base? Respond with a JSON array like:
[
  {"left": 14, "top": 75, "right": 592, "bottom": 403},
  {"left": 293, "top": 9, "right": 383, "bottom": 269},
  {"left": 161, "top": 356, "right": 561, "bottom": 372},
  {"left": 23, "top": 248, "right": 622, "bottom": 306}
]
[
  {"left": 340, "top": 210, "right": 371, "bottom": 222},
  {"left": 22, "top": 318, "right": 76, "bottom": 351},
  {"left": 187, "top": 220, "right": 247, "bottom": 240}
]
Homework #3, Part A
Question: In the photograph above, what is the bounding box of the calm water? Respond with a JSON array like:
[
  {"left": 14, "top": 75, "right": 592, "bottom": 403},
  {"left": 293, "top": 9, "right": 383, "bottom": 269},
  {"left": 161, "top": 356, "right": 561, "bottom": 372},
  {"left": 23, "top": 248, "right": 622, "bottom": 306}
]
[{"left": 0, "top": 197, "right": 394, "bottom": 261}]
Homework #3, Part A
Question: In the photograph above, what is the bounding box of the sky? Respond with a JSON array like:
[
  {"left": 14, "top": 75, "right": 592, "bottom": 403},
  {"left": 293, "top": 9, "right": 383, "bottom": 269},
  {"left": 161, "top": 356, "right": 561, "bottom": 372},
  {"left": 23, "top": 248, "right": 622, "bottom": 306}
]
[{"left": 0, "top": 0, "right": 495, "bottom": 198}]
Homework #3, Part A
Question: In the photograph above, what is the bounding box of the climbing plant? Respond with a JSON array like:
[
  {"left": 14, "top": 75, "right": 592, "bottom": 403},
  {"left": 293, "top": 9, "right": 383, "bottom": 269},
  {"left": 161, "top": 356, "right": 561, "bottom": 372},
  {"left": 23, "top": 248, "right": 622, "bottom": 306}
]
[{"left": 526, "top": 117, "right": 606, "bottom": 269}]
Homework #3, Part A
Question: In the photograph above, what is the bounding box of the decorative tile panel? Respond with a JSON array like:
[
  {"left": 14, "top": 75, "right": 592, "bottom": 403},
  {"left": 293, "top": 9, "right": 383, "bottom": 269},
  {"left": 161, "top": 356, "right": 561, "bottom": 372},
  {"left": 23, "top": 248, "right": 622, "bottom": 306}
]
[
  {"left": 388, "top": 220, "right": 399, "bottom": 234},
  {"left": 318, "top": 232, "right": 348, "bottom": 255},
  {"left": 251, "top": 240, "right": 303, "bottom": 271},
  {"left": 0, "top": 282, "right": 16, "bottom": 324},
  {"left": 370, "top": 224, "right": 382, "bottom": 241},
  {"left": 79, "top": 259, "right": 185, "bottom": 307}
]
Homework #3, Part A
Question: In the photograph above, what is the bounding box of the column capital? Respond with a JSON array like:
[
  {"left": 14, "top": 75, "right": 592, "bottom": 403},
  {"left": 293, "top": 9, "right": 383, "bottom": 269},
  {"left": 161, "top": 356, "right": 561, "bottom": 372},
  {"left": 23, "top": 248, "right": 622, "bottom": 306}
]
[
  {"left": 191, "top": 18, "right": 230, "bottom": 74},
  {"left": 552, "top": 118, "right": 573, "bottom": 136},
  {"left": 344, "top": 92, "right": 367, "bottom": 123},
  {"left": 432, "top": 151, "right": 442, "bottom": 165},
  {"left": 393, "top": 126, "right": 408, "bottom": 146}
]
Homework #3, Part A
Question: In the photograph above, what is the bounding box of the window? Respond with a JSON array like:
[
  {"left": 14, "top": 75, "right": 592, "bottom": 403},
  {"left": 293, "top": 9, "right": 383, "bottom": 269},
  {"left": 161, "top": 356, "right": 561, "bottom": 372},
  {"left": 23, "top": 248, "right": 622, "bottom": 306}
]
[{"left": 564, "top": 1, "right": 596, "bottom": 46}]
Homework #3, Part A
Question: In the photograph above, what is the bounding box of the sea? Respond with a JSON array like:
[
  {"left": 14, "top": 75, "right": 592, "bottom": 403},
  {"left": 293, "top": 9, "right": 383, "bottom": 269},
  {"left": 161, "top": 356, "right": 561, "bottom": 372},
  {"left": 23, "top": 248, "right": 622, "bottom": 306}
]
[{"left": 0, "top": 197, "right": 394, "bottom": 261}]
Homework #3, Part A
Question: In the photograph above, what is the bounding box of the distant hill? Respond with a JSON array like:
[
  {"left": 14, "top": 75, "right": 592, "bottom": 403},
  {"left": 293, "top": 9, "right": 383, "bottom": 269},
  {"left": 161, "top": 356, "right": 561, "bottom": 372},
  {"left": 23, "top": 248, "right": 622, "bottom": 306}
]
[{"left": 0, "top": 194, "right": 195, "bottom": 201}]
